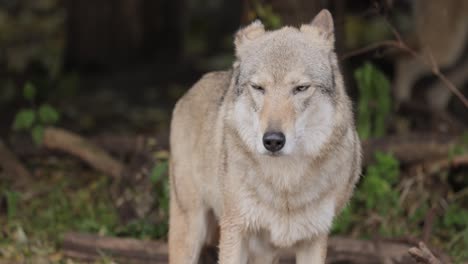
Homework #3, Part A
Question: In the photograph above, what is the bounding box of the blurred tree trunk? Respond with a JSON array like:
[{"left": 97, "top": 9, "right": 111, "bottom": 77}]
[{"left": 65, "top": 0, "right": 184, "bottom": 70}]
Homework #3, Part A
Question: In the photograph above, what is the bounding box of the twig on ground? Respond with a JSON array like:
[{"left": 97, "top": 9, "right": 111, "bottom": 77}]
[
  {"left": 408, "top": 242, "right": 442, "bottom": 264},
  {"left": 421, "top": 153, "right": 468, "bottom": 176},
  {"left": 422, "top": 208, "right": 437, "bottom": 244}
]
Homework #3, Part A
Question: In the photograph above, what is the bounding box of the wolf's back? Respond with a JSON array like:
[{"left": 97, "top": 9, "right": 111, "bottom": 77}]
[{"left": 170, "top": 70, "right": 231, "bottom": 163}]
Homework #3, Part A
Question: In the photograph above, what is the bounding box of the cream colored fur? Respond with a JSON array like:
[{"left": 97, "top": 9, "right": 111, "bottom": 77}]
[{"left": 169, "top": 9, "right": 361, "bottom": 264}]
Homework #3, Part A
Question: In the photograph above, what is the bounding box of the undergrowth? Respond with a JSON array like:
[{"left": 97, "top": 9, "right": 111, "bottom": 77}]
[
  {"left": 0, "top": 156, "right": 170, "bottom": 262},
  {"left": 331, "top": 150, "right": 468, "bottom": 262},
  {"left": 332, "top": 63, "right": 468, "bottom": 262}
]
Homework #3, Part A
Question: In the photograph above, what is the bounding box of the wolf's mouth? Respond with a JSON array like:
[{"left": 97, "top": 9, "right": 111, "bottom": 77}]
[{"left": 265, "top": 150, "right": 283, "bottom": 157}]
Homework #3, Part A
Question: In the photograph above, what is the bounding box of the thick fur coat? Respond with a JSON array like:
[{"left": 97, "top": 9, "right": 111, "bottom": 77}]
[{"left": 169, "top": 9, "right": 362, "bottom": 264}]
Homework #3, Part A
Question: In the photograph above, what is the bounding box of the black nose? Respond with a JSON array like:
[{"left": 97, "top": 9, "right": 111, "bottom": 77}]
[{"left": 263, "top": 132, "right": 285, "bottom": 152}]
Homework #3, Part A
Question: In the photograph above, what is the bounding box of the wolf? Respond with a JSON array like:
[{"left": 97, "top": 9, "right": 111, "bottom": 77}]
[{"left": 169, "top": 9, "right": 361, "bottom": 264}]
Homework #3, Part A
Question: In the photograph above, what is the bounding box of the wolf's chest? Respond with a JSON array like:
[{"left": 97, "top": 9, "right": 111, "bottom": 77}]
[
  {"left": 229, "top": 153, "right": 338, "bottom": 247},
  {"left": 239, "top": 169, "right": 335, "bottom": 248},
  {"left": 239, "top": 182, "right": 335, "bottom": 248}
]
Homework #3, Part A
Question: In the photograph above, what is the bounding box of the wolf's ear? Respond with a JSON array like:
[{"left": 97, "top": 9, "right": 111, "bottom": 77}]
[
  {"left": 234, "top": 20, "right": 265, "bottom": 53},
  {"left": 300, "top": 9, "right": 335, "bottom": 44}
]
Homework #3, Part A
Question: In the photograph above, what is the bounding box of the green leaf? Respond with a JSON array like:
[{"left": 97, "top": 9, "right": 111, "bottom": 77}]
[
  {"left": 38, "top": 104, "right": 60, "bottom": 124},
  {"left": 160, "top": 178, "right": 170, "bottom": 213},
  {"left": 23, "top": 82, "right": 36, "bottom": 101},
  {"left": 150, "top": 161, "right": 168, "bottom": 184},
  {"left": 354, "top": 62, "right": 391, "bottom": 139},
  {"left": 5, "top": 190, "right": 20, "bottom": 221},
  {"left": 31, "top": 125, "right": 44, "bottom": 145},
  {"left": 332, "top": 204, "right": 353, "bottom": 234},
  {"left": 12, "top": 109, "right": 36, "bottom": 130}
]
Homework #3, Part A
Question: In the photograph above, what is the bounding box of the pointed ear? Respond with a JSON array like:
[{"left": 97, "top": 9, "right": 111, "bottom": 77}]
[
  {"left": 234, "top": 20, "right": 265, "bottom": 54},
  {"left": 300, "top": 9, "right": 335, "bottom": 44},
  {"left": 311, "top": 9, "right": 334, "bottom": 37}
]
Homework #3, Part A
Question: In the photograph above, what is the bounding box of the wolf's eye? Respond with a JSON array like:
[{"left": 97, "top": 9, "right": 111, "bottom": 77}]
[
  {"left": 293, "top": 85, "right": 310, "bottom": 94},
  {"left": 251, "top": 84, "right": 265, "bottom": 93}
]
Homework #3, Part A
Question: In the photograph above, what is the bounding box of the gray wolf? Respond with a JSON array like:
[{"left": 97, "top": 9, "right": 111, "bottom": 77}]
[{"left": 169, "top": 9, "right": 361, "bottom": 264}]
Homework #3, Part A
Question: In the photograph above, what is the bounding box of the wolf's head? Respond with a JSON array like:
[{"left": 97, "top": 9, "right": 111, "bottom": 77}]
[{"left": 229, "top": 9, "right": 350, "bottom": 157}]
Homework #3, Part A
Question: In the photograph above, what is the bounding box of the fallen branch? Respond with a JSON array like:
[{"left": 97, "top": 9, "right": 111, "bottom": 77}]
[
  {"left": 62, "top": 232, "right": 451, "bottom": 264},
  {"left": 326, "top": 236, "right": 415, "bottom": 263},
  {"left": 10, "top": 132, "right": 159, "bottom": 158},
  {"left": 42, "top": 127, "right": 125, "bottom": 179},
  {"left": 417, "top": 153, "right": 468, "bottom": 177},
  {"left": 62, "top": 232, "right": 168, "bottom": 264},
  {"left": 0, "top": 138, "right": 31, "bottom": 187},
  {"left": 362, "top": 132, "right": 457, "bottom": 166},
  {"left": 90, "top": 134, "right": 156, "bottom": 157},
  {"left": 408, "top": 242, "right": 442, "bottom": 264}
]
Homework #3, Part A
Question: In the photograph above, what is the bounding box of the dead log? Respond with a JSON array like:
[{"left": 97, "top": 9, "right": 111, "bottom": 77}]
[
  {"left": 0, "top": 138, "right": 31, "bottom": 187},
  {"left": 326, "top": 237, "right": 415, "bottom": 264},
  {"left": 62, "top": 232, "right": 451, "bottom": 264},
  {"left": 42, "top": 127, "right": 125, "bottom": 179},
  {"left": 62, "top": 232, "right": 168, "bottom": 264},
  {"left": 10, "top": 133, "right": 157, "bottom": 158}
]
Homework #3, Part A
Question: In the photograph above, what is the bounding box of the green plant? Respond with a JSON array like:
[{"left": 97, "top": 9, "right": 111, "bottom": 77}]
[
  {"left": 115, "top": 219, "right": 167, "bottom": 240},
  {"left": 439, "top": 204, "right": 468, "bottom": 262},
  {"left": 332, "top": 149, "right": 468, "bottom": 261},
  {"left": 354, "top": 62, "right": 391, "bottom": 140},
  {"left": 253, "top": 1, "right": 282, "bottom": 29},
  {"left": 12, "top": 82, "right": 60, "bottom": 145},
  {"left": 149, "top": 154, "right": 170, "bottom": 238},
  {"left": 3, "top": 190, "right": 20, "bottom": 222},
  {"left": 332, "top": 152, "right": 400, "bottom": 235},
  {"left": 357, "top": 152, "right": 399, "bottom": 212},
  {"left": 0, "top": 175, "right": 119, "bottom": 245},
  {"left": 150, "top": 159, "right": 170, "bottom": 212},
  {"left": 331, "top": 205, "right": 353, "bottom": 234},
  {"left": 449, "top": 132, "right": 468, "bottom": 159}
]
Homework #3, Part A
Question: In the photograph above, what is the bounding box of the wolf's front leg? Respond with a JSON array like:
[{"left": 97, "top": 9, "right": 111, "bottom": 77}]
[
  {"left": 296, "top": 235, "right": 328, "bottom": 264},
  {"left": 168, "top": 202, "right": 207, "bottom": 264},
  {"left": 218, "top": 219, "right": 248, "bottom": 264}
]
